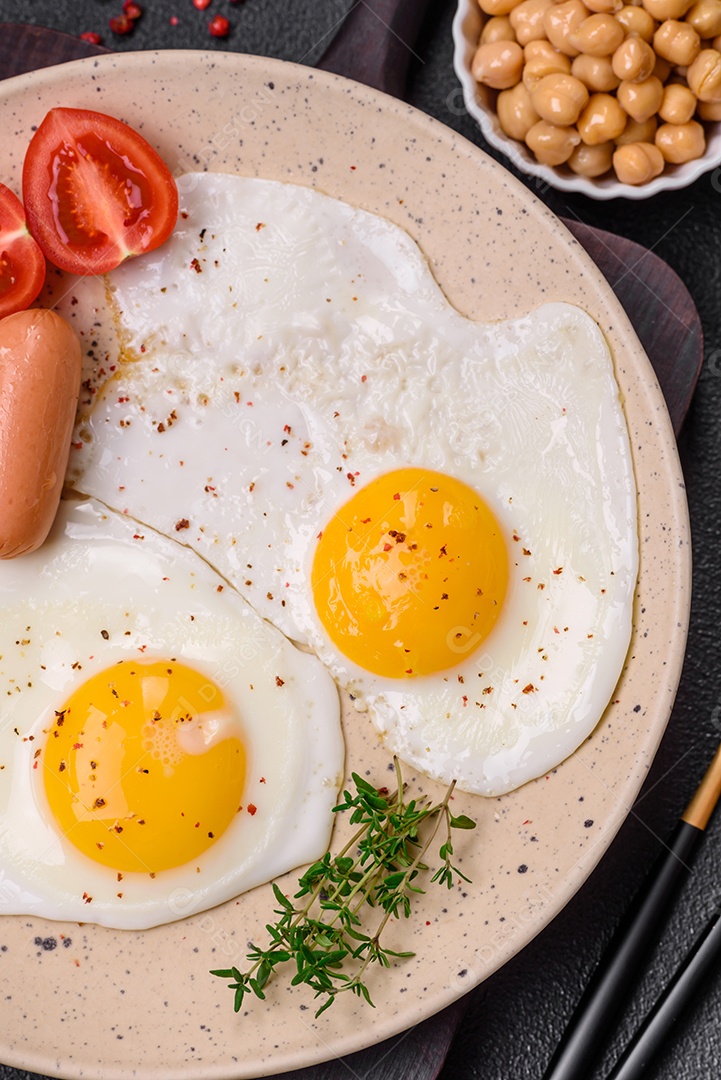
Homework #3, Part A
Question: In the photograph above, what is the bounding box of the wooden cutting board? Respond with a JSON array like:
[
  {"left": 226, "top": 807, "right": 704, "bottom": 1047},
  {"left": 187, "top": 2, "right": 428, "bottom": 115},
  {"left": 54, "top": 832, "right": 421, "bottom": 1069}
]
[{"left": 0, "top": 18, "right": 703, "bottom": 1080}]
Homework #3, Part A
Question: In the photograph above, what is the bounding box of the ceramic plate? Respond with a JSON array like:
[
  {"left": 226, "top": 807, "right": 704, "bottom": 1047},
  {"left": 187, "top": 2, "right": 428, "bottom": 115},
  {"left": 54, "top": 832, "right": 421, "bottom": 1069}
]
[{"left": 0, "top": 51, "right": 690, "bottom": 1080}]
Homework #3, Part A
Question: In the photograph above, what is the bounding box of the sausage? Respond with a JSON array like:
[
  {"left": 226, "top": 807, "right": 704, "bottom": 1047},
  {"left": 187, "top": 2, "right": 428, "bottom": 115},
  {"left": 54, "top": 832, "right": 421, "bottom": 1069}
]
[{"left": 0, "top": 308, "right": 82, "bottom": 558}]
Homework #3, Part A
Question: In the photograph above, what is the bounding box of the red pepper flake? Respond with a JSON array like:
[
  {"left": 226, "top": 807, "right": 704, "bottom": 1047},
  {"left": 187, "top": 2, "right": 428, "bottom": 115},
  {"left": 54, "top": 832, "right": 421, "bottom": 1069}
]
[
  {"left": 522, "top": 819, "right": 532, "bottom": 825},
  {"left": 175, "top": 518, "right": 190, "bottom": 531},
  {"left": 260, "top": 776, "right": 266, "bottom": 783},
  {"left": 247, "top": 803, "right": 257, "bottom": 816},
  {"left": 383, "top": 543, "right": 392, "bottom": 552},
  {"left": 522, "top": 548, "right": 531, "bottom": 556},
  {"left": 170, "top": 14, "right": 179, "bottom": 24},
  {"left": 208, "top": 13, "right": 230, "bottom": 35},
  {"left": 194, "top": 0, "right": 212, "bottom": 7},
  {"left": 350, "top": 165, "right": 357, "bottom": 170},
  {"left": 522, "top": 683, "right": 536, "bottom": 694},
  {"left": 482, "top": 686, "right": 493, "bottom": 695},
  {"left": 123, "top": 1, "right": 143, "bottom": 17},
  {"left": 80, "top": 31, "right": 102, "bottom": 44},
  {"left": 553, "top": 567, "right": 563, "bottom": 575},
  {"left": 109, "top": 14, "right": 134, "bottom": 35},
  {"left": 73, "top": 742, "right": 83, "bottom": 750},
  {"left": 462, "top": 695, "right": 468, "bottom": 706},
  {"left": 393, "top": 492, "right": 400, "bottom": 500},
  {"left": 82, "top": 892, "right": 93, "bottom": 903},
  {"left": 255, "top": 222, "right": 266, "bottom": 231},
  {"left": 538, "top": 583, "right": 545, "bottom": 590},
  {"left": 190, "top": 257, "right": 202, "bottom": 273},
  {"left": 405, "top": 668, "right": 413, "bottom": 674},
  {"left": 361, "top": 374, "right": 367, "bottom": 383},
  {"left": 275, "top": 676, "right": 285, "bottom": 687}
]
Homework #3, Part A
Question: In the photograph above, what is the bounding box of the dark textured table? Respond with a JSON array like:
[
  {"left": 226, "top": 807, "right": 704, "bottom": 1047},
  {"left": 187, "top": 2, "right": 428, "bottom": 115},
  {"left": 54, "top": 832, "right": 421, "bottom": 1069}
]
[{"left": 0, "top": 2, "right": 719, "bottom": 1079}]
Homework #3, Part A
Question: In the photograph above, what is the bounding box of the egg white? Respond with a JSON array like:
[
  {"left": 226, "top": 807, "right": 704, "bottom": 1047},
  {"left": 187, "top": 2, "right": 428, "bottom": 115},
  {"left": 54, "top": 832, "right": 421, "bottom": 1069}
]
[
  {"left": 57, "top": 173, "right": 637, "bottom": 796},
  {"left": 0, "top": 498, "right": 342, "bottom": 929}
]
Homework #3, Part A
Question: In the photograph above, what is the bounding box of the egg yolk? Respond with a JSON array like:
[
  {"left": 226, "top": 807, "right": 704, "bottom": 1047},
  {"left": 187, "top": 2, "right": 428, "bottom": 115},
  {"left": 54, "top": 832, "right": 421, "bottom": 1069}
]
[
  {"left": 312, "top": 468, "right": 508, "bottom": 678},
  {"left": 42, "top": 660, "right": 245, "bottom": 874}
]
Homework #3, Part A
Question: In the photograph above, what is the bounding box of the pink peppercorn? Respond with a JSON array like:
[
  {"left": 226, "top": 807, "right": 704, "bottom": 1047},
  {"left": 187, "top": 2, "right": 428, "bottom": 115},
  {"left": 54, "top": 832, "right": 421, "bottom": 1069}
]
[
  {"left": 208, "top": 14, "right": 230, "bottom": 35},
  {"left": 109, "top": 14, "right": 134, "bottom": 34},
  {"left": 80, "top": 31, "right": 102, "bottom": 44}
]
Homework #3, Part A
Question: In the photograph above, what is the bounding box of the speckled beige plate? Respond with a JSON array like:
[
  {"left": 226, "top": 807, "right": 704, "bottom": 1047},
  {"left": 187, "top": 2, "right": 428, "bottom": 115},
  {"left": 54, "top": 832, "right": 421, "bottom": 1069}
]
[{"left": 0, "top": 51, "right": 690, "bottom": 1080}]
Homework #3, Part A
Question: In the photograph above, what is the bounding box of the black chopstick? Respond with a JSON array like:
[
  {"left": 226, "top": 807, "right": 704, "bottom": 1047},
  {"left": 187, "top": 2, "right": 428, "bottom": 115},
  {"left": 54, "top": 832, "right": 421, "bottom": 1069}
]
[
  {"left": 542, "top": 742, "right": 721, "bottom": 1080},
  {"left": 606, "top": 907, "right": 721, "bottom": 1080}
]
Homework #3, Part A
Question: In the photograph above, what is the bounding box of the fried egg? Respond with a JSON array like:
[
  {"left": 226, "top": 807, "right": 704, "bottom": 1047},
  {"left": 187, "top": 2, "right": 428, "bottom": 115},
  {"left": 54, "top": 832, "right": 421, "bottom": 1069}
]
[
  {"left": 0, "top": 498, "right": 342, "bottom": 929},
  {"left": 58, "top": 172, "right": 637, "bottom": 797}
]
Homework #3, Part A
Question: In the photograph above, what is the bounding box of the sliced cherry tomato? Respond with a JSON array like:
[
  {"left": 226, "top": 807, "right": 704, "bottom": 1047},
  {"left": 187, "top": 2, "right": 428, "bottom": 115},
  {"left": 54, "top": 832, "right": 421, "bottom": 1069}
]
[
  {"left": 22, "top": 107, "right": 179, "bottom": 276},
  {"left": 0, "top": 183, "right": 46, "bottom": 318}
]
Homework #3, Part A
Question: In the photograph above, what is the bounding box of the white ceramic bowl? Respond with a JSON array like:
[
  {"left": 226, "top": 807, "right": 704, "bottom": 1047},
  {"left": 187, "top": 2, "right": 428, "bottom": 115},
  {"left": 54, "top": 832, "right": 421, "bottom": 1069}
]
[{"left": 452, "top": 0, "right": 721, "bottom": 199}]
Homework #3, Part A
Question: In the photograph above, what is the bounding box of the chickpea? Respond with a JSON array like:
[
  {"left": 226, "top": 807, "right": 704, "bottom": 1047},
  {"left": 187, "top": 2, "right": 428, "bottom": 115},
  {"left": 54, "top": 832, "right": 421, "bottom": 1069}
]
[
  {"left": 655, "top": 118, "right": 706, "bottom": 159},
  {"left": 568, "top": 139, "right": 616, "bottom": 172},
  {"left": 653, "top": 20, "right": 701, "bottom": 64},
  {"left": 544, "top": 0, "right": 591, "bottom": 56},
  {"left": 612, "top": 36, "right": 657, "bottom": 79},
  {"left": 584, "top": 0, "right": 622, "bottom": 11},
  {"left": 498, "top": 81, "right": 542, "bottom": 137},
  {"left": 697, "top": 97, "right": 721, "bottom": 115},
  {"left": 659, "top": 81, "right": 697, "bottom": 119},
  {"left": 523, "top": 48, "right": 573, "bottom": 92},
  {"left": 530, "top": 71, "right": 591, "bottom": 122},
  {"left": 612, "top": 141, "right": 665, "bottom": 181},
  {"left": 510, "top": 0, "right": 555, "bottom": 43},
  {"left": 615, "top": 5, "right": 656, "bottom": 41},
  {"left": 641, "top": 0, "right": 692, "bottom": 17},
  {"left": 472, "top": 40, "right": 525, "bottom": 87},
  {"left": 577, "top": 91, "right": 629, "bottom": 139},
  {"left": 685, "top": 0, "right": 721, "bottom": 35},
  {"left": 653, "top": 54, "right": 673, "bottom": 80},
  {"left": 615, "top": 114, "right": 658, "bottom": 141},
  {"left": 525, "top": 39, "right": 558, "bottom": 61},
  {"left": 569, "top": 12, "right": 626, "bottom": 53},
  {"left": 686, "top": 47, "right": 721, "bottom": 99},
  {"left": 481, "top": 16, "right": 517, "bottom": 43},
  {"left": 572, "top": 52, "right": 621, "bottom": 88},
  {"left": 617, "top": 74, "right": 665, "bottom": 117},
  {"left": 525, "top": 119, "right": 582, "bottom": 162},
  {"left": 480, "top": 0, "right": 525, "bottom": 16}
]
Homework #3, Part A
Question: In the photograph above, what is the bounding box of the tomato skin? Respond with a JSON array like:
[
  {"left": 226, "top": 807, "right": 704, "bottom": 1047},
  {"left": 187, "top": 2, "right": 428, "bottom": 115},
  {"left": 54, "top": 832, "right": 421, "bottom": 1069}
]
[
  {"left": 22, "top": 107, "right": 179, "bottom": 276},
  {"left": 0, "top": 183, "right": 46, "bottom": 319}
]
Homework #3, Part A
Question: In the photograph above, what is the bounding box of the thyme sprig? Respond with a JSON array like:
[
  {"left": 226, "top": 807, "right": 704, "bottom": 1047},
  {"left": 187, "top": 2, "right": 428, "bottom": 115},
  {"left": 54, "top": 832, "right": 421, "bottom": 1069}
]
[{"left": 211, "top": 758, "right": 476, "bottom": 1017}]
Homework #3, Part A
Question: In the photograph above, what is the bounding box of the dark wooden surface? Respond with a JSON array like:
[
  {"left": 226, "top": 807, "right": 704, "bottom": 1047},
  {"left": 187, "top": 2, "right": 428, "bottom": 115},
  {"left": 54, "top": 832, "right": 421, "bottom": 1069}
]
[
  {"left": 0, "top": 11, "right": 705, "bottom": 1080},
  {"left": 317, "top": 0, "right": 436, "bottom": 97}
]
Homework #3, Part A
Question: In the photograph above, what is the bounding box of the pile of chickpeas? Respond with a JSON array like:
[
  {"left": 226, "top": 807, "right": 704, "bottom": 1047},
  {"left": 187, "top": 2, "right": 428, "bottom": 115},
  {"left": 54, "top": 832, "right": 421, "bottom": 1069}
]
[{"left": 471, "top": 0, "right": 721, "bottom": 183}]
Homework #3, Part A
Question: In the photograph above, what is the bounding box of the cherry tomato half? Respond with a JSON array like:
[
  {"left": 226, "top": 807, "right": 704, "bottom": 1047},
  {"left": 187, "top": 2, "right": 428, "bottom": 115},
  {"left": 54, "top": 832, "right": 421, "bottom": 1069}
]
[
  {"left": 0, "top": 183, "right": 46, "bottom": 318},
  {"left": 22, "top": 107, "right": 179, "bottom": 276}
]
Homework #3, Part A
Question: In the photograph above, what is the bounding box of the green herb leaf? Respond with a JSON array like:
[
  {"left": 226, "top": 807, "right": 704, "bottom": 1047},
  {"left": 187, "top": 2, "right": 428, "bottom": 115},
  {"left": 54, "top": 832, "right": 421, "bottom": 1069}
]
[{"left": 210, "top": 759, "right": 476, "bottom": 1016}]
